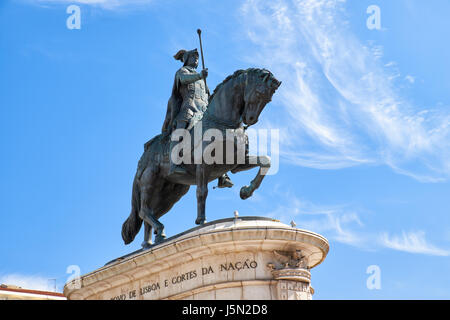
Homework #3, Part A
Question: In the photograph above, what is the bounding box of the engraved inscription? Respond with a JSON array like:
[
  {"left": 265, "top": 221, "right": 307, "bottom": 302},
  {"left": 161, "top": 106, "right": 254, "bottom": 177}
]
[{"left": 110, "top": 259, "right": 258, "bottom": 300}]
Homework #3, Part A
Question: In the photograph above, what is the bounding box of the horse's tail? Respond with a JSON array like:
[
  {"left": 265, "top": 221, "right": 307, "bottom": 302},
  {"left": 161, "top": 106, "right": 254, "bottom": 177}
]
[{"left": 121, "top": 176, "right": 142, "bottom": 245}]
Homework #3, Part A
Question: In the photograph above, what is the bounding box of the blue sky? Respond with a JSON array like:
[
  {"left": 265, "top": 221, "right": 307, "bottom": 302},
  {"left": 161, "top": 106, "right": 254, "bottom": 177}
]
[{"left": 1, "top": 0, "right": 449, "bottom": 299}]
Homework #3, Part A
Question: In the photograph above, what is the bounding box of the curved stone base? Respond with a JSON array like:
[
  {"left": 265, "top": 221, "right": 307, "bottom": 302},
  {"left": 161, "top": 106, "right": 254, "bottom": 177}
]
[{"left": 64, "top": 217, "right": 329, "bottom": 300}]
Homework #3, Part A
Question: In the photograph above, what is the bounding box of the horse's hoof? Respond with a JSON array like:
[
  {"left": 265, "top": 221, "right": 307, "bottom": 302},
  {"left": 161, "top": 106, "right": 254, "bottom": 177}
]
[
  {"left": 195, "top": 217, "right": 206, "bottom": 225},
  {"left": 240, "top": 186, "right": 252, "bottom": 200},
  {"left": 141, "top": 241, "right": 152, "bottom": 249},
  {"left": 154, "top": 234, "right": 166, "bottom": 244}
]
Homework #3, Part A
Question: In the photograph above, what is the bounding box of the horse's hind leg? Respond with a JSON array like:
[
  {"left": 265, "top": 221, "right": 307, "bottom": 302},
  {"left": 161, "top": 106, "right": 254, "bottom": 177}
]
[
  {"left": 139, "top": 167, "right": 166, "bottom": 245},
  {"left": 142, "top": 222, "right": 153, "bottom": 249},
  {"left": 141, "top": 204, "right": 166, "bottom": 244}
]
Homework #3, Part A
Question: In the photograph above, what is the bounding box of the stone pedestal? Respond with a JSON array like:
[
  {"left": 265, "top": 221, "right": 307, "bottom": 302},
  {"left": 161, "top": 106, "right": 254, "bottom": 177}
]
[{"left": 64, "top": 217, "right": 329, "bottom": 300}]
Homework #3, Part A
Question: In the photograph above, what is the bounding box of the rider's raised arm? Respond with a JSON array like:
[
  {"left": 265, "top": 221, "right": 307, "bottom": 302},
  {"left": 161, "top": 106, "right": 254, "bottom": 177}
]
[{"left": 177, "top": 67, "right": 203, "bottom": 85}]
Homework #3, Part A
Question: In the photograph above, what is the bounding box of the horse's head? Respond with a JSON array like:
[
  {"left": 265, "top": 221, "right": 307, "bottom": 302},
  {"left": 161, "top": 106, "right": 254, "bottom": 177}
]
[{"left": 242, "top": 69, "right": 281, "bottom": 126}]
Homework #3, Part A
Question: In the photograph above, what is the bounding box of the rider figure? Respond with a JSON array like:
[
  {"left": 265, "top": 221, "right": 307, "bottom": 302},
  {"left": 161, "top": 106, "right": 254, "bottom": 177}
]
[{"left": 163, "top": 48, "right": 233, "bottom": 188}]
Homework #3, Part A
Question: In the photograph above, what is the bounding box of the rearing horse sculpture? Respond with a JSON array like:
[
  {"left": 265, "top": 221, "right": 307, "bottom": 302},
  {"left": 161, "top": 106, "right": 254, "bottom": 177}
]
[{"left": 122, "top": 68, "right": 281, "bottom": 248}]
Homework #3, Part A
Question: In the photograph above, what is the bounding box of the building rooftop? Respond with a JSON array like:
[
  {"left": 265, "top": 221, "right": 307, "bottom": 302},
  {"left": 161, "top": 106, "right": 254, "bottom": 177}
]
[{"left": 0, "top": 284, "right": 66, "bottom": 300}]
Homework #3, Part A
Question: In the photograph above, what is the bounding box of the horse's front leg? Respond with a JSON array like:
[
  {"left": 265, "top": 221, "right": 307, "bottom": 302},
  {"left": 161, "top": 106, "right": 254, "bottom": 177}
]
[
  {"left": 195, "top": 164, "right": 208, "bottom": 225},
  {"left": 232, "top": 155, "right": 271, "bottom": 200}
]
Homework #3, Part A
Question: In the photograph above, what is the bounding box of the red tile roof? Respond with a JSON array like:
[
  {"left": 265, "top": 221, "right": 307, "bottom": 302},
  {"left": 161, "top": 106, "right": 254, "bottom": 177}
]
[{"left": 0, "top": 286, "right": 65, "bottom": 297}]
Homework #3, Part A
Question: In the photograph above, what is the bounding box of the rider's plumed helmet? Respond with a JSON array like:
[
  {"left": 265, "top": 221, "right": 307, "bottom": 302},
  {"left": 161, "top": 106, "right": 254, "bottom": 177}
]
[{"left": 173, "top": 49, "right": 199, "bottom": 66}]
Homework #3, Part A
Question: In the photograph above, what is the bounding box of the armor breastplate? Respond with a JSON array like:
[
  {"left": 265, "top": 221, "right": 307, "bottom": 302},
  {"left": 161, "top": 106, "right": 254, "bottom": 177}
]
[
  {"left": 194, "top": 80, "right": 208, "bottom": 103},
  {"left": 178, "top": 70, "right": 208, "bottom": 118}
]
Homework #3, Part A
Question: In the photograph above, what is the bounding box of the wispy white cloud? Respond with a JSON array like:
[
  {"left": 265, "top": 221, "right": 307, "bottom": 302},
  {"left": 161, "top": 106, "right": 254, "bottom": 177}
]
[
  {"left": 262, "top": 188, "right": 449, "bottom": 256},
  {"left": 0, "top": 274, "right": 54, "bottom": 291},
  {"left": 22, "top": 0, "right": 153, "bottom": 10},
  {"left": 263, "top": 189, "right": 368, "bottom": 248},
  {"left": 239, "top": 0, "right": 450, "bottom": 182},
  {"left": 379, "top": 231, "right": 450, "bottom": 256},
  {"left": 405, "top": 75, "right": 415, "bottom": 84}
]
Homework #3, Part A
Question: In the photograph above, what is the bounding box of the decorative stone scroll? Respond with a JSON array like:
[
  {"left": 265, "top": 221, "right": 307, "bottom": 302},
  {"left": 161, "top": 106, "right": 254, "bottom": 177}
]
[{"left": 267, "top": 250, "right": 313, "bottom": 300}]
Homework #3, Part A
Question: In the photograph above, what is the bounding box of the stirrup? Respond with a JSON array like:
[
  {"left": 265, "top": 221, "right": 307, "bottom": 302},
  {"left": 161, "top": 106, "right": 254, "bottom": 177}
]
[{"left": 217, "top": 175, "right": 234, "bottom": 188}]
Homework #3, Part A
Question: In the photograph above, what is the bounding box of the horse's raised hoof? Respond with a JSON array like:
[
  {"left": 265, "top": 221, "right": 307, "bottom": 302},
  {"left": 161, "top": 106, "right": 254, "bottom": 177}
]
[
  {"left": 240, "top": 186, "right": 252, "bottom": 200},
  {"left": 195, "top": 217, "right": 206, "bottom": 225}
]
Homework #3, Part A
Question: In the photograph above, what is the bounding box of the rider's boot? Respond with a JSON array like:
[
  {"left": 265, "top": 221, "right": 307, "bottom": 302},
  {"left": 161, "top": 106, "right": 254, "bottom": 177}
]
[
  {"left": 168, "top": 138, "right": 188, "bottom": 178},
  {"left": 217, "top": 173, "right": 234, "bottom": 188},
  {"left": 168, "top": 155, "right": 188, "bottom": 178},
  {"left": 169, "top": 163, "right": 187, "bottom": 178},
  {"left": 168, "top": 120, "right": 188, "bottom": 178}
]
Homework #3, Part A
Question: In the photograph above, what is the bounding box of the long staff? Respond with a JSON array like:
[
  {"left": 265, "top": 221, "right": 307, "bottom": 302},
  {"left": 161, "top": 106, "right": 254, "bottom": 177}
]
[{"left": 197, "top": 29, "right": 208, "bottom": 91}]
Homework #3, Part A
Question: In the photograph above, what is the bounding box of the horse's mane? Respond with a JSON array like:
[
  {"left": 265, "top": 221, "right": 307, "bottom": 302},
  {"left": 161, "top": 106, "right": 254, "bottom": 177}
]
[{"left": 209, "top": 68, "right": 272, "bottom": 103}]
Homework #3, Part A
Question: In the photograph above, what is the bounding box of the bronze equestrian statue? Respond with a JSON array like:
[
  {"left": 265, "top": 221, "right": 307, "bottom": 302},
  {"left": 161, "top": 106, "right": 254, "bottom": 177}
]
[
  {"left": 162, "top": 48, "right": 233, "bottom": 188},
  {"left": 121, "top": 48, "right": 281, "bottom": 248}
]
